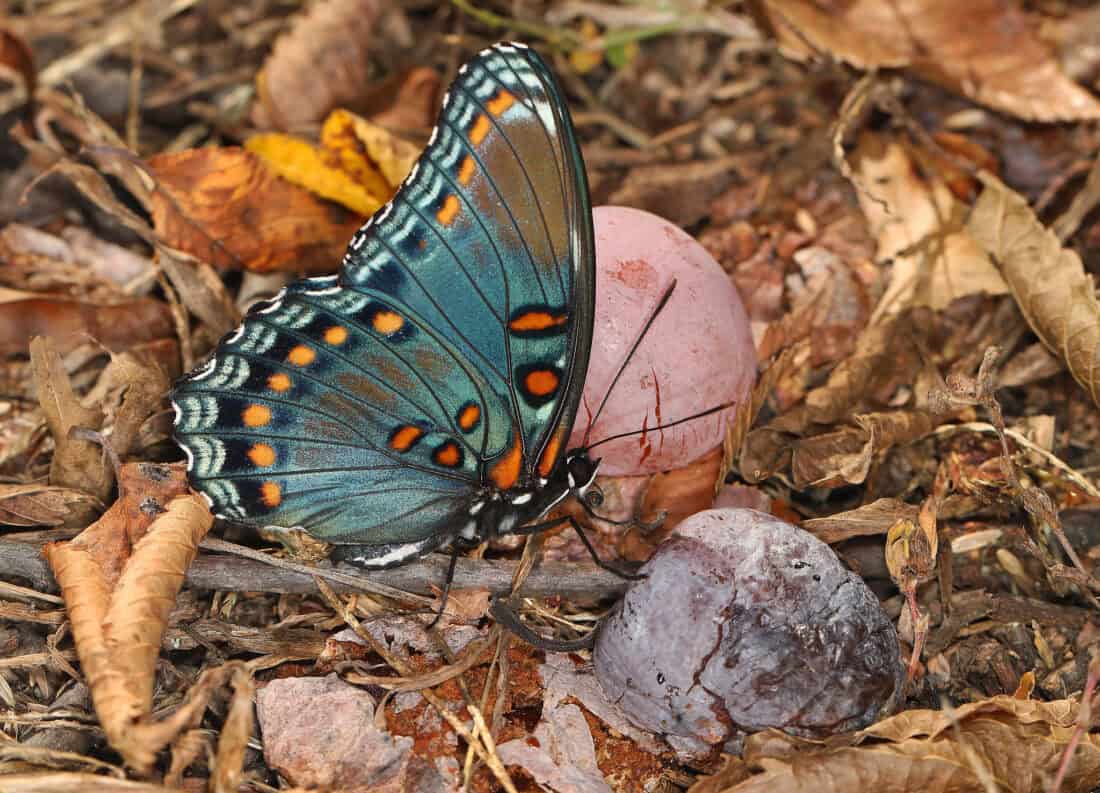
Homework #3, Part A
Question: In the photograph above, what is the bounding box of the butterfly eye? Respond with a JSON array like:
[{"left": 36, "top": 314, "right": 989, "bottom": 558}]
[{"left": 584, "top": 485, "right": 605, "bottom": 509}]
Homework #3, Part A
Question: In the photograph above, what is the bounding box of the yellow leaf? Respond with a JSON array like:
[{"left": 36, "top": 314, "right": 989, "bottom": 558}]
[
  {"left": 322, "top": 109, "right": 420, "bottom": 189},
  {"left": 246, "top": 132, "right": 385, "bottom": 217},
  {"left": 570, "top": 19, "right": 604, "bottom": 75}
]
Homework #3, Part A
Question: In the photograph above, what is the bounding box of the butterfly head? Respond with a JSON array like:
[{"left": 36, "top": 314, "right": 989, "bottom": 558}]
[{"left": 564, "top": 450, "right": 601, "bottom": 506}]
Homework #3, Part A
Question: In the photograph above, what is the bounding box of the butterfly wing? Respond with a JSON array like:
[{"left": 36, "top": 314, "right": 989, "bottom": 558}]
[{"left": 171, "top": 42, "right": 594, "bottom": 560}]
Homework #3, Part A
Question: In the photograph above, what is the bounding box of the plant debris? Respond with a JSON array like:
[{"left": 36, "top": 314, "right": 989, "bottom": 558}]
[{"left": 4, "top": 2, "right": 1100, "bottom": 792}]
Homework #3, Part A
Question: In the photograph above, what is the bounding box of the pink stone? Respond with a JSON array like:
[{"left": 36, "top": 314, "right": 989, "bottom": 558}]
[{"left": 569, "top": 206, "right": 756, "bottom": 476}]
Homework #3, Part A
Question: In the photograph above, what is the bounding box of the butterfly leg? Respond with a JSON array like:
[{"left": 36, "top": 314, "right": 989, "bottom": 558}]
[
  {"left": 489, "top": 595, "right": 595, "bottom": 651},
  {"left": 512, "top": 516, "right": 645, "bottom": 581},
  {"left": 427, "top": 544, "right": 463, "bottom": 629}
]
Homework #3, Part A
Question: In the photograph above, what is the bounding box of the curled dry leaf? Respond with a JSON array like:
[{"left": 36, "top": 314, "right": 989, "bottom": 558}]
[
  {"left": 246, "top": 109, "right": 419, "bottom": 216},
  {"left": 762, "top": 0, "right": 1100, "bottom": 122},
  {"left": 802, "top": 498, "right": 920, "bottom": 544},
  {"left": 29, "top": 336, "right": 111, "bottom": 508},
  {"left": 966, "top": 175, "right": 1100, "bottom": 409},
  {"left": 252, "top": 0, "right": 385, "bottom": 130},
  {"left": 790, "top": 410, "right": 936, "bottom": 488},
  {"left": 726, "top": 695, "right": 1100, "bottom": 793},
  {"left": 145, "top": 147, "right": 364, "bottom": 274},
  {"left": 852, "top": 134, "right": 1007, "bottom": 319},
  {"left": 0, "top": 289, "right": 174, "bottom": 357},
  {"left": 43, "top": 488, "right": 213, "bottom": 774}
]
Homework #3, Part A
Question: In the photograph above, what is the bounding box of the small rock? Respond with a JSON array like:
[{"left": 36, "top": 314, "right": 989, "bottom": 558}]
[
  {"left": 257, "top": 673, "right": 438, "bottom": 791},
  {"left": 594, "top": 508, "right": 903, "bottom": 755}
]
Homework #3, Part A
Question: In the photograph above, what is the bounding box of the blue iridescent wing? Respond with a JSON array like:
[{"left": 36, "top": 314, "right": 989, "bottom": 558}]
[{"left": 171, "top": 42, "right": 594, "bottom": 557}]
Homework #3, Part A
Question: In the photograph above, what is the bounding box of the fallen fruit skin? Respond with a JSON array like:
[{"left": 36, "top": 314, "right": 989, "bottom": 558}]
[{"left": 594, "top": 508, "right": 904, "bottom": 755}]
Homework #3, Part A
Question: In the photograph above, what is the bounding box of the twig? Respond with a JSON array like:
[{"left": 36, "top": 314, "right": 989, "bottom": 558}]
[{"left": 0, "top": 537, "right": 629, "bottom": 601}]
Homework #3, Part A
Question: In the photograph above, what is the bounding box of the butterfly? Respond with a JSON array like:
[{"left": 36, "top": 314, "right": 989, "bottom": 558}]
[{"left": 171, "top": 42, "right": 613, "bottom": 577}]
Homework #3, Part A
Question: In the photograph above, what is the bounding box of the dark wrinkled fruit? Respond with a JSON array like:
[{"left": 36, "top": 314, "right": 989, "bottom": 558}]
[{"left": 594, "top": 508, "right": 903, "bottom": 755}]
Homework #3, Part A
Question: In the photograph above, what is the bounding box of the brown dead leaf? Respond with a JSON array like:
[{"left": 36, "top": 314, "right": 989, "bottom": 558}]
[
  {"left": 14, "top": 132, "right": 239, "bottom": 338},
  {"left": 791, "top": 427, "right": 874, "bottom": 488},
  {"left": 0, "top": 25, "right": 34, "bottom": 115},
  {"left": 86, "top": 349, "right": 171, "bottom": 458},
  {"left": 725, "top": 695, "right": 1100, "bottom": 793},
  {"left": 967, "top": 174, "right": 1100, "bottom": 409},
  {"left": 803, "top": 317, "right": 907, "bottom": 426},
  {"left": 0, "top": 291, "right": 173, "bottom": 357},
  {"left": 252, "top": 0, "right": 386, "bottom": 130},
  {"left": 47, "top": 463, "right": 190, "bottom": 589},
  {"left": 145, "top": 147, "right": 364, "bottom": 274},
  {"left": 29, "top": 336, "right": 112, "bottom": 507},
  {"left": 802, "top": 498, "right": 920, "bottom": 544},
  {"left": 44, "top": 490, "right": 213, "bottom": 773},
  {"left": 608, "top": 155, "right": 748, "bottom": 228},
  {"left": 0, "top": 484, "right": 102, "bottom": 528},
  {"left": 368, "top": 66, "right": 441, "bottom": 131},
  {"left": 763, "top": 0, "right": 1100, "bottom": 122},
  {"left": 853, "top": 134, "right": 1007, "bottom": 319},
  {"left": 723, "top": 344, "right": 801, "bottom": 488}
]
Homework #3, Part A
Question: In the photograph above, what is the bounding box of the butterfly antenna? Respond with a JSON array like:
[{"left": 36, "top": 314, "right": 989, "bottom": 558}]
[
  {"left": 582, "top": 278, "right": 678, "bottom": 447},
  {"left": 585, "top": 398, "right": 736, "bottom": 453}
]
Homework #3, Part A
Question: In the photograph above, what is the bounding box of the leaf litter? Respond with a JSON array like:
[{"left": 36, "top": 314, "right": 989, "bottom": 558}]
[{"left": 4, "top": 2, "right": 1100, "bottom": 792}]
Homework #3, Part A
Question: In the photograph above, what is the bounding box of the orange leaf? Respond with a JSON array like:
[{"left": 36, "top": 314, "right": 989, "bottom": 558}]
[{"left": 145, "top": 147, "right": 364, "bottom": 274}]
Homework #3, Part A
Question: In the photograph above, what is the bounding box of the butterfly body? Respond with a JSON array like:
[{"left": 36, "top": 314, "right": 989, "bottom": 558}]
[{"left": 171, "top": 42, "right": 600, "bottom": 567}]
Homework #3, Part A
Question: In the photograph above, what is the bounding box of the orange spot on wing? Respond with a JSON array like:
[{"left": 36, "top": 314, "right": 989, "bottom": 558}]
[
  {"left": 487, "top": 90, "right": 515, "bottom": 117},
  {"left": 242, "top": 404, "right": 272, "bottom": 427},
  {"left": 509, "top": 311, "right": 568, "bottom": 332},
  {"left": 538, "top": 430, "right": 564, "bottom": 478},
  {"left": 390, "top": 425, "right": 423, "bottom": 452},
  {"left": 372, "top": 310, "right": 404, "bottom": 335},
  {"left": 458, "top": 155, "right": 476, "bottom": 185},
  {"left": 489, "top": 433, "right": 523, "bottom": 490},
  {"left": 267, "top": 373, "right": 292, "bottom": 393},
  {"left": 248, "top": 443, "right": 276, "bottom": 467},
  {"left": 260, "top": 481, "right": 282, "bottom": 507},
  {"left": 324, "top": 326, "right": 348, "bottom": 345},
  {"left": 287, "top": 345, "right": 315, "bottom": 366},
  {"left": 524, "top": 369, "right": 560, "bottom": 397},
  {"left": 434, "top": 442, "right": 461, "bottom": 467},
  {"left": 470, "top": 114, "right": 491, "bottom": 145},
  {"left": 437, "top": 194, "right": 460, "bottom": 226},
  {"left": 458, "top": 403, "right": 480, "bottom": 431}
]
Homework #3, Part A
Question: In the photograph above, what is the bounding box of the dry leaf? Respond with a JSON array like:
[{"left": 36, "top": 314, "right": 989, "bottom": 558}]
[
  {"left": 145, "top": 147, "right": 364, "bottom": 274},
  {"left": 803, "top": 317, "right": 907, "bottom": 426},
  {"left": 853, "top": 135, "right": 1007, "bottom": 318},
  {"left": 367, "top": 66, "right": 441, "bottom": 131},
  {"left": 791, "top": 427, "right": 874, "bottom": 488},
  {"left": 966, "top": 174, "right": 1100, "bottom": 408},
  {"left": 252, "top": 0, "right": 385, "bottom": 130},
  {"left": 246, "top": 108, "right": 419, "bottom": 216},
  {"left": 29, "top": 336, "right": 112, "bottom": 507},
  {"left": 0, "top": 292, "right": 173, "bottom": 357},
  {"left": 763, "top": 0, "right": 1100, "bottom": 122},
  {"left": 324, "top": 109, "right": 419, "bottom": 188},
  {"left": 44, "top": 489, "right": 213, "bottom": 773},
  {"left": 723, "top": 695, "right": 1100, "bottom": 793},
  {"left": 0, "top": 484, "right": 102, "bottom": 528},
  {"left": 608, "top": 155, "right": 748, "bottom": 228},
  {"left": 802, "top": 498, "right": 920, "bottom": 544},
  {"left": 0, "top": 25, "right": 35, "bottom": 115}
]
